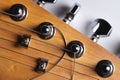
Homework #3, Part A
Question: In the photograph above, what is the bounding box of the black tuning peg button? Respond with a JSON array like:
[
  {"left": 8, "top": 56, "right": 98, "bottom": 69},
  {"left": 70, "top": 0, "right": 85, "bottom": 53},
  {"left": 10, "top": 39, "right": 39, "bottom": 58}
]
[
  {"left": 66, "top": 40, "right": 84, "bottom": 58},
  {"left": 35, "top": 22, "right": 55, "bottom": 40},
  {"left": 37, "top": 0, "right": 57, "bottom": 6},
  {"left": 95, "top": 60, "right": 114, "bottom": 78},
  {"left": 63, "top": 4, "right": 80, "bottom": 24},
  {"left": 7, "top": 4, "right": 27, "bottom": 21},
  {"left": 91, "top": 19, "right": 112, "bottom": 42}
]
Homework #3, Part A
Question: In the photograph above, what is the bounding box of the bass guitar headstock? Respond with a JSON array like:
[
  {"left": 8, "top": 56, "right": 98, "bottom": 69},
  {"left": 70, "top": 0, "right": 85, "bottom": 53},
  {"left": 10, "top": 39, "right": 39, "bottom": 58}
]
[{"left": 0, "top": 0, "right": 119, "bottom": 80}]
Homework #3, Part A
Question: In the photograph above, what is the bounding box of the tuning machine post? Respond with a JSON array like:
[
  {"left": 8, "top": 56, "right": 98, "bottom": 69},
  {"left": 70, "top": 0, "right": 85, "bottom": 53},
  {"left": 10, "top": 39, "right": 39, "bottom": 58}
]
[
  {"left": 5, "top": 4, "right": 27, "bottom": 21},
  {"left": 63, "top": 4, "right": 80, "bottom": 24},
  {"left": 90, "top": 19, "right": 112, "bottom": 42},
  {"left": 95, "top": 60, "right": 114, "bottom": 78},
  {"left": 36, "top": 0, "right": 57, "bottom": 7},
  {"left": 66, "top": 40, "right": 84, "bottom": 58}
]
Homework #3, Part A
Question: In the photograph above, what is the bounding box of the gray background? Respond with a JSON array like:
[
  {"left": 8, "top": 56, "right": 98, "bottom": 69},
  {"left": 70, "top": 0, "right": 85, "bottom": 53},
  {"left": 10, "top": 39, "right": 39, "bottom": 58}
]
[{"left": 34, "top": 0, "right": 120, "bottom": 56}]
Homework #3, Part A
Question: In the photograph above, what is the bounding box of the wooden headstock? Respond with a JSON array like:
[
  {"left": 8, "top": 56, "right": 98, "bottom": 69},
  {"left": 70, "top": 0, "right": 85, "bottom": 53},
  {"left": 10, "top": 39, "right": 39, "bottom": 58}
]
[{"left": 0, "top": 0, "right": 119, "bottom": 80}]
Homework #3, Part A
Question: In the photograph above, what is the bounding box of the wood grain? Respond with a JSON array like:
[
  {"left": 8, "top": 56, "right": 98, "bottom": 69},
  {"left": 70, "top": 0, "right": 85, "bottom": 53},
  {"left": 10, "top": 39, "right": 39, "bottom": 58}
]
[{"left": 0, "top": 0, "right": 120, "bottom": 80}]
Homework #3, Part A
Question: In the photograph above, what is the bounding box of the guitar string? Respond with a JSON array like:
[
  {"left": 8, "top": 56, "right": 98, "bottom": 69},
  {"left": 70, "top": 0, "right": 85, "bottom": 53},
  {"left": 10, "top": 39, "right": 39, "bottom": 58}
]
[
  {"left": 0, "top": 14, "right": 94, "bottom": 69},
  {"left": 0, "top": 27, "right": 98, "bottom": 79},
  {"left": 0, "top": 9, "right": 71, "bottom": 80},
  {"left": 0, "top": 9, "right": 21, "bottom": 17},
  {"left": 0, "top": 9, "right": 50, "bottom": 35},
  {"left": 30, "top": 26, "right": 67, "bottom": 80},
  {"left": 0, "top": 23, "right": 93, "bottom": 69},
  {"left": 0, "top": 27, "right": 67, "bottom": 79},
  {"left": 0, "top": 9, "right": 69, "bottom": 52},
  {"left": 0, "top": 10, "right": 73, "bottom": 55},
  {"left": 0, "top": 27, "right": 99, "bottom": 79},
  {"left": 0, "top": 10, "right": 96, "bottom": 70},
  {"left": 0, "top": 10, "right": 99, "bottom": 79},
  {"left": 0, "top": 46, "right": 71, "bottom": 80},
  {"left": 0, "top": 27, "right": 93, "bottom": 70},
  {"left": 0, "top": 37, "right": 69, "bottom": 80},
  {"left": 0, "top": 9, "right": 100, "bottom": 80},
  {"left": 71, "top": 53, "right": 76, "bottom": 80},
  {"left": 0, "top": 51, "right": 68, "bottom": 80},
  {"left": 0, "top": 10, "right": 83, "bottom": 54},
  {"left": 0, "top": 43, "right": 99, "bottom": 80},
  {"left": 0, "top": 18, "right": 72, "bottom": 53},
  {"left": 0, "top": 11, "right": 90, "bottom": 69}
]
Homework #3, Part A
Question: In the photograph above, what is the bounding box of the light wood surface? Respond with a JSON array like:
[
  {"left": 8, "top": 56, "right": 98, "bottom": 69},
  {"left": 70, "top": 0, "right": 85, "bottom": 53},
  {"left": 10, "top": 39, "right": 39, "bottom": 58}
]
[{"left": 0, "top": 0, "right": 120, "bottom": 80}]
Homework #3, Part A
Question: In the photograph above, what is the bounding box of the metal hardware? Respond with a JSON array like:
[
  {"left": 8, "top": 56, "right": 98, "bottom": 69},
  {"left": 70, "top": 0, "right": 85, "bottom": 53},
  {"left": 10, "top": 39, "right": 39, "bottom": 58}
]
[
  {"left": 17, "top": 34, "right": 31, "bottom": 47},
  {"left": 7, "top": 4, "right": 27, "bottom": 21},
  {"left": 35, "top": 22, "right": 55, "bottom": 40},
  {"left": 91, "top": 19, "right": 112, "bottom": 42},
  {"left": 66, "top": 40, "right": 84, "bottom": 58},
  {"left": 34, "top": 58, "right": 48, "bottom": 72},
  {"left": 95, "top": 60, "right": 114, "bottom": 78},
  {"left": 36, "top": 0, "right": 57, "bottom": 6},
  {"left": 63, "top": 4, "right": 80, "bottom": 24}
]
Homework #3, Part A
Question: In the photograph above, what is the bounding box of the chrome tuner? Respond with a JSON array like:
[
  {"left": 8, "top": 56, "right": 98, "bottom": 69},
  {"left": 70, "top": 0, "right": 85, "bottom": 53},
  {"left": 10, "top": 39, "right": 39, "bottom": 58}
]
[
  {"left": 63, "top": 4, "right": 80, "bottom": 24},
  {"left": 90, "top": 19, "right": 112, "bottom": 42},
  {"left": 36, "top": 0, "right": 57, "bottom": 6}
]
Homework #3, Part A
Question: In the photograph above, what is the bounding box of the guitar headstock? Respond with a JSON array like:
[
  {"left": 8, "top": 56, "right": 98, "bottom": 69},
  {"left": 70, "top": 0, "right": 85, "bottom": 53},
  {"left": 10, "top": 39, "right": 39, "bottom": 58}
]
[{"left": 0, "top": 0, "right": 119, "bottom": 80}]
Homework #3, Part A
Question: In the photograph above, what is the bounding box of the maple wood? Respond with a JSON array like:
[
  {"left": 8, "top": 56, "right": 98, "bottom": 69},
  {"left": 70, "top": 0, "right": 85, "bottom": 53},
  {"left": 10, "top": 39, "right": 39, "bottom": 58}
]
[{"left": 0, "top": 0, "right": 120, "bottom": 80}]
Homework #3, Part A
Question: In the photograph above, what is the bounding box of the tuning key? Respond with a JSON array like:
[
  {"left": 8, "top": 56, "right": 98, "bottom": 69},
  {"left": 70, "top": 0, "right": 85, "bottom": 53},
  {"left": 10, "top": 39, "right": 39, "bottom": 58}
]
[
  {"left": 7, "top": 4, "right": 27, "bottom": 21},
  {"left": 90, "top": 19, "right": 112, "bottom": 42},
  {"left": 95, "top": 60, "right": 114, "bottom": 78},
  {"left": 36, "top": 0, "right": 57, "bottom": 6},
  {"left": 63, "top": 4, "right": 80, "bottom": 24},
  {"left": 35, "top": 22, "right": 55, "bottom": 40},
  {"left": 66, "top": 40, "right": 84, "bottom": 58}
]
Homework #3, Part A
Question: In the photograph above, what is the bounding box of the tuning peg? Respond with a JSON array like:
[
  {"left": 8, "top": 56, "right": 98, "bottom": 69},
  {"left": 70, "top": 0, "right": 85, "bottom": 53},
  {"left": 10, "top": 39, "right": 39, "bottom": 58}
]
[
  {"left": 6, "top": 4, "right": 27, "bottom": 21},
  {"left": 90, "top": 19, "right": 112, "bottom": 42},
  {"left": 95, "top": 60, "right": 114, "bottom": 78},
  {"left": 63, "top": 4, "right": 80, "bottom": 24},
  {"left": 36, "top": 0, "right": 57, "bottom": 6}
]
